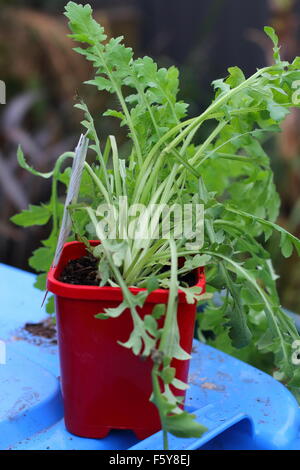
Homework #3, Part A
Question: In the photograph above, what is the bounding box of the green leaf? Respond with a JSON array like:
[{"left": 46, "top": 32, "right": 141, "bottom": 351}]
[
  {"left": 226, "top": 66, "right": 245, "bottom": 88},
  {"left": 11, "top": 204, "right": 51, "bottom": 227},
  {"left": 65, "top": 2, "right": 106, "bottom": 45},
  {"left": 46, "top": 295, "right": 55, "bottom": 314},
  {"left": 264, "top": 26, "right": 279, "bottom": 47},
  {"left": 146, "top": 277, "right": 159, "bottom": 293},
  {"left": 179, "top": 286, "right": 206, "bottom": 304},
  {"left": 172, "top": 377, "right": 189, "bottom": 391},
  {"left": 103, "top": 109, "right": 126, "bottom": 121},
  {"left": 227, "top": 304, "right": 252, "bottom": 349},
  {"left": 29, "top": 247, "right": 53, "bottom": 273},
  {"left": 257, "top": 328, "right": 275, "bottom": 350},
  {"left": 17, "top": 146, "right": 53, "bottom": 179},
  {"left": 96, "top": 300, "right": 128, "bottom": 319},
  {"left": 264, "top": 26, "right": 282, "bottom": 64},
  {"left": 86, "top": 77, "right": 113, "bottom": 92},
  {"left": 267, "top": 101, "right": 289, "bottom": 121},
  {"left": 182, "top": 254, "right": 211, "bottom": 271},
  {"left": 241, "top": 287, "right": 261, "bottom": 305},
  {"left": 225, "top": 206, "right": 300, "bottom": 257},
  {"left": 144, "top": 315, "right": 158, "bottom": 336},
  {"left": 152, "top": 304, "right": 166, "bottom": 319},
  {"left": 34, "top": 273, "right": 47, "bottom": 291},
  {"left": 161, "top": 367, "right": 176, "bottom": 385},
  {"left": 164, "top": 411, "right": 207, "bottom": 438},
  {"left": 280, "top": 232, "right": 294, "bottom": 258}
]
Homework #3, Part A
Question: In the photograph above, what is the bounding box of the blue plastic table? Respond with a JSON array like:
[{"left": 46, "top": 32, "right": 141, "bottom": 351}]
[{"left": 1, "top": 263, "right": 300, "bottom": 450}]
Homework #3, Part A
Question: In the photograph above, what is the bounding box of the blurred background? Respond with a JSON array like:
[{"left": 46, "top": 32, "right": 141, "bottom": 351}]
[{"left": 0, "top": 0, "right": 300, "bottom": 313}]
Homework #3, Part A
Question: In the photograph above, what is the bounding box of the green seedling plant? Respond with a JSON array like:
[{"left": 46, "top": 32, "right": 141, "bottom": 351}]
[{"left": 12, "top": 2, "right": 300, "bottom": 448}]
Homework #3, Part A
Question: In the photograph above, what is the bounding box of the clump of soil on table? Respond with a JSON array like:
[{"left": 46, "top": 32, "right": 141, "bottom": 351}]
[
  {"left": 24, "top": 317, "right": 57, "bottom": 344},
  {"left": 59, "top": 254, "right": 197, "bottom": 287}
]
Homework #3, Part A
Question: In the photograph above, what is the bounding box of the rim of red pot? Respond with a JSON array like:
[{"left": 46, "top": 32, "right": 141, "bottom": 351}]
[{"left": 47, "top": 240, "right": 205, "bottom": 304}]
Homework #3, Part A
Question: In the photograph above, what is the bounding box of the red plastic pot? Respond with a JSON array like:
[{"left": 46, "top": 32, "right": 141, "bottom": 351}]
[{"left": 47, "top": 241, "right": 206, "bottom": 440}]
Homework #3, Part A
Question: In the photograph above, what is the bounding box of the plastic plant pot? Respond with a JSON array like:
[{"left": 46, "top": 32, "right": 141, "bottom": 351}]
[{"left": 47, "top": 241, "right": 206, "bottom": 440}]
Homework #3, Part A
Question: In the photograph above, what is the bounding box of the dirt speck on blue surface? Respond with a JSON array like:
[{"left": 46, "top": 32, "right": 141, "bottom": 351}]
[
  {"left": 255, "top": 397, "right": 270, "bottom": 406},
  {"left": 201, "top": 381, "right": 225, "bottom": 391},
  {"left": 217, "top": 371, "right": 232, "bottom": 382},
  {"left": 7, "top": 390, "right": 40, "bottom": 421},
  {"left": 242, "top": 378, "right": 259, "bottom": 384},
  {"left": 188, "top": 373, "right": 225, "bottom": 392},
  {"left": 22, "top": 317, "right": 57, "bottom": 345}
]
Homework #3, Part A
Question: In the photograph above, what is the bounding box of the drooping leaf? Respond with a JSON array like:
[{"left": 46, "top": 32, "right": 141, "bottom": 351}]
[{"left": 11, "top": 204, "right": 51, "bottom": 227}]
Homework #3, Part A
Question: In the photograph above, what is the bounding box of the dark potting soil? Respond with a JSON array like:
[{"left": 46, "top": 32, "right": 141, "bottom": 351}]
[
  {"left": 59, "top": 254, "right": 99, "bottom": 286},
  {"left": 59, "top": 255, "right": 197, "bottom": 288},
  {"left": 179, "top": 270, "right": 197, "bottom": 287},
  {"left": 158, "top": 263, "right": 197, "bottom": 287}
]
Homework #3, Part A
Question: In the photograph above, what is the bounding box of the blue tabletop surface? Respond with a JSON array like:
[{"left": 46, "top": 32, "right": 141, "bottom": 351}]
[{"left": 1, "top": 262, "right": 300, "bottom": 450}]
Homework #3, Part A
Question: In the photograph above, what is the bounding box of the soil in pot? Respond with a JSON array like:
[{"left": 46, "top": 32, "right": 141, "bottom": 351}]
[
  {"left": 59, "top": 254, "right": 197, "bottom": 287},
  {"left": 59, "top": 254, "right": 99, "bottom": 286}
]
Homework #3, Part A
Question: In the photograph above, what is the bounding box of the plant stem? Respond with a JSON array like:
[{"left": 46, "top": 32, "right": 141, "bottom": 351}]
[
  {"left": 163, "top": 430, "right": 169, "bottom": 450},
  {"left": 94, "top": 44, "right": 143, "bottom": 167}
]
